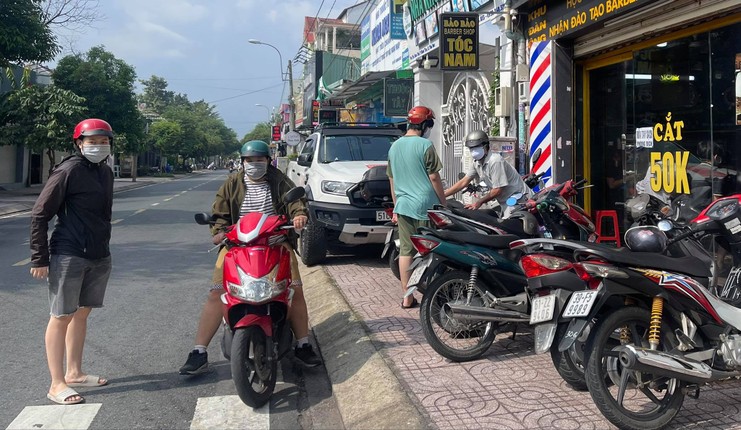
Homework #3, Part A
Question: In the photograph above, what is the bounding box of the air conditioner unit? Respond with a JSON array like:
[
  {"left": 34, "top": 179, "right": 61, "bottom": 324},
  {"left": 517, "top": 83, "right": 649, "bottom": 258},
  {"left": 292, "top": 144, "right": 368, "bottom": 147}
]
[
  {"left": 494, "top": 86, "right": 512, "bottom": 117},
  {"left": 515, "top": 63, "right": 529, "bottom": 82}
]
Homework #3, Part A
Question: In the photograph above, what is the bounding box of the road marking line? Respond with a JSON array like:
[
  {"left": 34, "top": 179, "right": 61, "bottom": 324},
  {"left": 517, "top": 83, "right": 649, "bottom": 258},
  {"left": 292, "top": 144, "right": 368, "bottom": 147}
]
[
  {"left": 163, "top": 197, "right": 174, "bottom": 201},
  {"left": 133, "top": 209, "right": 146, "bottom": 215},
  {"left": 6, "top": 403, "right": 102, "bottom": 430},
  {"left": 111, "top": 219, "right": 123, "bottom": 225},
  {"left": 190, "top": 395, "right": 269, "bottom": 430},
  {"left": 12, "top": 258, "right": 31, "bottom": 267},
  {"left": 151, "top": 203, "right": 159, "bottom": 206}
]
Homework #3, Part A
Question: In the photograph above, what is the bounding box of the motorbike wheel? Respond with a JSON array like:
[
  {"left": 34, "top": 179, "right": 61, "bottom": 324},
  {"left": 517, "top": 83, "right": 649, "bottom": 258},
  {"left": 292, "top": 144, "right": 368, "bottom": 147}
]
[
  {"left": 389, "top": 246, "right": 400, "bottom": 280},
  {"left": 550, "top": 323, "right": 587, "bottom": 391},
  {"left": 420, "top": 270, "right": 498, "bottom": 362},
  {"left": 585, "top": 306, "right": 684, "bottom": 430},
  {"left": 231, "top": 326, "right": 277, "bottom": 408}
]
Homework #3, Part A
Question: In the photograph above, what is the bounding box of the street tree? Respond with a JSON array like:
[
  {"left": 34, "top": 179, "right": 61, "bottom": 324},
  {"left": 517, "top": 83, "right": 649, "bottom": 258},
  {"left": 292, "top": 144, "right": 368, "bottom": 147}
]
[
  {"left": 241, "top": 123, "right": 272, "bottom": 144},
  {"left": 139, "top": 75, "right": 174, "bottom": 116},
  {"left": 0, "top": 0, "right": 58, "bottom": 67},
  {"left": 148, "top": 120, "right": 183, "bottom": 168},
  {"left": 40, "top": 0, "right": 101, "bottom": 30},
  {"left": 0, "top": 84, "right": 86, "bottom": 176},
  {"left": 53, "top": 45, "right": 146, "bottom": 179}
]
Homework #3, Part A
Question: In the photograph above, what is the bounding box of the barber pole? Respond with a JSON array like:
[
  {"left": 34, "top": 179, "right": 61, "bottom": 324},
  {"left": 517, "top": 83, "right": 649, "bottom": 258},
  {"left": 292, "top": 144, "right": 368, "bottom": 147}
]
[{"left": 528, "top": 41, "right": 553, "bottom": 188}]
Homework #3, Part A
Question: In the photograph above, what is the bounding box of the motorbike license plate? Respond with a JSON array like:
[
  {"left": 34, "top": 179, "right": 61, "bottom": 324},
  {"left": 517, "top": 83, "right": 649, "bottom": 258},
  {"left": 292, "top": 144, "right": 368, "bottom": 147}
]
[
  {"left": 407, "top": 258, "right": 431, "bottom": 287},
  {"left": 530, "top": 295, "right": 556, "bottom": 324},
  {"left": 562, "top": 290, "right": 599, "bottom": 318},
  {"left": 376, "top": 210, "right": 392, "bottom": 222},
  {"left": 384, "top": 228, "right": 394, "bottom": 244}
]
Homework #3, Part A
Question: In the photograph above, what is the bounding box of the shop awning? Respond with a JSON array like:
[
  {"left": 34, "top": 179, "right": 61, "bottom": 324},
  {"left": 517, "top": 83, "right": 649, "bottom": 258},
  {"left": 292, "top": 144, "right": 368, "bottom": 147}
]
[
  {"left": 317, "top": 76, "right": 349, "bottom": 101},
  {"left": 327, "top": 70, "right": 395, "bottom": 101}
]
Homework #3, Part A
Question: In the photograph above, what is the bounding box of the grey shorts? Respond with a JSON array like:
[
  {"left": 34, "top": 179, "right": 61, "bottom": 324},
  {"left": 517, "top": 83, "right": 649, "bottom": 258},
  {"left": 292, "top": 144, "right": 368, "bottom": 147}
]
[{"left": 48, "top": 254, "right": 112, "bottom": 317}]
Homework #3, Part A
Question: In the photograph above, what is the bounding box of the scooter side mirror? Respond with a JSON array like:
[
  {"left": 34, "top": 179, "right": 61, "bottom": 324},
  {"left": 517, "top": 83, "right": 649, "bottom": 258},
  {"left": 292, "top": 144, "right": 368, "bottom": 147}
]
[
  {"left": 194, "top": 213, "right": 212, "bottom": 225},
  {"left": 531, "top": 148, "right": 542, "bottom": 167},
  {"left": 283, "top": 187, "right": 306, "bottom": 204}
]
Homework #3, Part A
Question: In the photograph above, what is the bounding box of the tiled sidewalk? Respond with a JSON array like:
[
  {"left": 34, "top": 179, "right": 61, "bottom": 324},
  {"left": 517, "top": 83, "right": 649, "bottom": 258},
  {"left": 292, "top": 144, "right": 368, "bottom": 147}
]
[{"left": 323, "top": 248, "right": 741, "bottom": 430}]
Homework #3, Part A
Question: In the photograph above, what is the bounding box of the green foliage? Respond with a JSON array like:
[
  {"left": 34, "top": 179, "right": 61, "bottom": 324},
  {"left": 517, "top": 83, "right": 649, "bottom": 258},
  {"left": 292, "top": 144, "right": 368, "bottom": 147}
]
[
  {"left": 52, "top": 46, "right": 145, "bottom": 154},
  {"left": 0, "top": 0, "right": 58, "bottom": 67},
  {"left": 240, "top": 123, "right": 271, "bottom": 144},
  {"left": 139, "top": 75, "right": 174, "bottom": 116},
  {"left": 148, "top": 120, "right": 183, "bottom": 157},
  {"left": 0, "top": 84, "right": 87, "bottom": 169}
]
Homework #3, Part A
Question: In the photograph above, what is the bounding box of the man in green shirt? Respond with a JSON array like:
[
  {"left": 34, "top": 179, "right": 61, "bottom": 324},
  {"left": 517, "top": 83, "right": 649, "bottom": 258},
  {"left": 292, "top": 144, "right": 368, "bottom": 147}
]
[{"left": 387, "top": 106, "right": 446, "bottom": 308}]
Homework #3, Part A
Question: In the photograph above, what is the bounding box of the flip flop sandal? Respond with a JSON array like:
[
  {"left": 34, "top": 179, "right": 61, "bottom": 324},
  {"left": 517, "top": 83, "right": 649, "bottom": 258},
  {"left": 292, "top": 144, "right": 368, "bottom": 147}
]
[
  {"left": 47, "top": 388, "right": 85, "bottom": 405},
  {"left": 401, "top": 297, "right": 418, "bottom": 309},
  {"left": 67, "top": 374, "right": 108, "bottom": 387}
]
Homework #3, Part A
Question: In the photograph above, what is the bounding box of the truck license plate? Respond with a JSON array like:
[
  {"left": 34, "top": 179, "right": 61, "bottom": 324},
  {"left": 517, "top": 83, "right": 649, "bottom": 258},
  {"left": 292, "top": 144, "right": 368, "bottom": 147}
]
[{"left": 376, "top": 210, "right": 391, "bottom": 221}]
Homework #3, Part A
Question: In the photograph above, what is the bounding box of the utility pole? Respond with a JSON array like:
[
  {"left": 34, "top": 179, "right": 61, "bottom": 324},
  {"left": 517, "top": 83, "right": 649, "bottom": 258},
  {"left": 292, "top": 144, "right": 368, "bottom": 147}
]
[{"left": 288, "top": 60, "right": 296, "bottom": 132}]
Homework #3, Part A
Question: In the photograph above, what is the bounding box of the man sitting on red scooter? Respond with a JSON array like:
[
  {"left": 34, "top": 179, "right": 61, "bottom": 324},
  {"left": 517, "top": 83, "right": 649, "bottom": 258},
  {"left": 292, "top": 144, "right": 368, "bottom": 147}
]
[{"left": 179, "top": 140, "right": 322, "bottom": 374}]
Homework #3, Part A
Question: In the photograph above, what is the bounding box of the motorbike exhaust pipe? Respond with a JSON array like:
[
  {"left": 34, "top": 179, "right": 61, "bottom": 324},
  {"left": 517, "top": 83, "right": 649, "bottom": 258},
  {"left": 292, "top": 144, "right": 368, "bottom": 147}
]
[
  {"left": 445, "top": 303, "right": 530, "bottom": 323},
  {"left": 618, "top": 344, "right": 741, "bottom": 384}
]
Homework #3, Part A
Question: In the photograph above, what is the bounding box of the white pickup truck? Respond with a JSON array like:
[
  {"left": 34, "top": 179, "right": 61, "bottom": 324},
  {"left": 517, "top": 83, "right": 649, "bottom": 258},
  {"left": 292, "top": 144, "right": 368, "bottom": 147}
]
[{"left": 287, "top": 123, "right": 402, "bottom": 265}]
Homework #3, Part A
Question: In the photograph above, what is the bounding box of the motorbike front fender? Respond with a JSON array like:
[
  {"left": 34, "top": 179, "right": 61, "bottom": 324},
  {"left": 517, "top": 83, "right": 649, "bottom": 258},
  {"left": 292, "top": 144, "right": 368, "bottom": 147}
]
[{"left": 234, "top": 314, "right": 273, "bottom": 337}]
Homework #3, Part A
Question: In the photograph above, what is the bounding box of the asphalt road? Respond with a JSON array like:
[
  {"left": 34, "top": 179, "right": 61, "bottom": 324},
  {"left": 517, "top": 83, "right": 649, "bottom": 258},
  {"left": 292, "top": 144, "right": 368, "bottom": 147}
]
[{"left": 0, "top": 171, "right": 343, "bottom": 429}]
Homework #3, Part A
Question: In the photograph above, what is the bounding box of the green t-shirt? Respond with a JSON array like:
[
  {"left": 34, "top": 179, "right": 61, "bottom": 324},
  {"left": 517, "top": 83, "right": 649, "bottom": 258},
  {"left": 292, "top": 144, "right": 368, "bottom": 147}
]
[{"left": 386, "top": 135, "right": 443, "bottom": 220}]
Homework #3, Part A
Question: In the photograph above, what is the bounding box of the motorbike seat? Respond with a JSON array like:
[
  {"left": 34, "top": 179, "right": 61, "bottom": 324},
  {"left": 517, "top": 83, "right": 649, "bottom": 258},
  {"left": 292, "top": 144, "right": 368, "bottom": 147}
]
[
  {"left": 450, "top": 207, "right": 529, "bottom": 236},
  {"left": 574, "top": 245, "right": 711, "bottom": 278},
  {"left": 427, "top": 229, "right": 520, "bottom": 250}
]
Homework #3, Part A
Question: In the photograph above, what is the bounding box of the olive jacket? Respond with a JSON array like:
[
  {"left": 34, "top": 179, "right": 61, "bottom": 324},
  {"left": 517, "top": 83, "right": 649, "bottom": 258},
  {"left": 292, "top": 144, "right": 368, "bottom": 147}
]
[{"left": 210, "top": 165, "right": 308, "bottom": 238}]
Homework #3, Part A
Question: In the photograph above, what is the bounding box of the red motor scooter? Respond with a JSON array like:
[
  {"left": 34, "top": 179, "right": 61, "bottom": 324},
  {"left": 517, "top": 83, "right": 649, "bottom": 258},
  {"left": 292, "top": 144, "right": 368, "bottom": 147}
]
[{"left": 194, "top": 187, "right": 305, "bottom": 408}]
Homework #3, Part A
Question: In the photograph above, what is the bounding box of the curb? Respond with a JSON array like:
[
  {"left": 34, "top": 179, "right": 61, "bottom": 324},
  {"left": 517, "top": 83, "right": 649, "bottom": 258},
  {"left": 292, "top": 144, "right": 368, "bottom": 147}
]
[{"left": 299, "top": 260, "right": 427, "bottom": 430}]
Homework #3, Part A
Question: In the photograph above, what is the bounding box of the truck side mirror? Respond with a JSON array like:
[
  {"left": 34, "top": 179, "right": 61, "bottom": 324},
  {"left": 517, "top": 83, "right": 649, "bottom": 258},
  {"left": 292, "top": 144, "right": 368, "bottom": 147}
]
[{"left": 298, "top": 153, "right": 312, "bottom": 167}]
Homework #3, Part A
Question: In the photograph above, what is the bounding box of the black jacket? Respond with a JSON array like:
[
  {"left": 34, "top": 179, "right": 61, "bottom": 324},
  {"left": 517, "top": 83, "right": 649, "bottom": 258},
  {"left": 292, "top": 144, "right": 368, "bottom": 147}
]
[{"left": 30, "top": 155, "right": 114, "bottom": 267}]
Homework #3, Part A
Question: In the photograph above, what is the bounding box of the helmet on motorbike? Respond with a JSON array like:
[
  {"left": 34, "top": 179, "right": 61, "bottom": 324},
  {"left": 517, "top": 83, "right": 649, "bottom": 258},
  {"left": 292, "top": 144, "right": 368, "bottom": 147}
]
[
  {"left": 73, "top": 119, "right": 114, "bottom": 142},
  {"left": 407, "top": 106, "right": 435, "bottom": 125},
  {"left": 240, "top": 140, "right": 270, "bottom": 158},
  {"left": 624, "top": 225, "right": 668, "bottom": 253},
  {"left": 464, "top": 130, "right": 489, "bottom": 148}
]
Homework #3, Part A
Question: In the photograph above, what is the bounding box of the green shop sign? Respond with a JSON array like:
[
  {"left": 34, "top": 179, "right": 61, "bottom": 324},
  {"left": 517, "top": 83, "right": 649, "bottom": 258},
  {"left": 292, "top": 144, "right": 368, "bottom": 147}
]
[{"left": 408, "top": 0, "right": 447, "bottom": 23}]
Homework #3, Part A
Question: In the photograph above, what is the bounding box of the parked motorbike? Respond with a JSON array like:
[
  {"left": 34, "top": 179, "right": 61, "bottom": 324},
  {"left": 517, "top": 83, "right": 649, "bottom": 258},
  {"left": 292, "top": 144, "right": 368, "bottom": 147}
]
[
  {"left": 407, "top": 177, "right": 595, "bottom": 362},
  {"left": 546, "top": 195, "right": 741, "bottom": 429},
  {"left": 193, "top": 187, "right": 306, "bottom": 408}
]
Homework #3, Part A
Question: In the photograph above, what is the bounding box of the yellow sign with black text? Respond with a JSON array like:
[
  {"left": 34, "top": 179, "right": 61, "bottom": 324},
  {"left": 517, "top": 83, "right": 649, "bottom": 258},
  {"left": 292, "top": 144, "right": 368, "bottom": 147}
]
[
  {"left": 440, "top": 13, "right": 479, "bottom": 71},
  {"left": 648, "top": 112, "right": 690, "bottom": 194}
]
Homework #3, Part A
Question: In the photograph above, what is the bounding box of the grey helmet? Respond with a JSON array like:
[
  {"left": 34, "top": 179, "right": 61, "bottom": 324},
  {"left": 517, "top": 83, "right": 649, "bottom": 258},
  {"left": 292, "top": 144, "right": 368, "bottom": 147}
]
[{"left": 464, "top": 130, "right": 489, "bottom": 148}]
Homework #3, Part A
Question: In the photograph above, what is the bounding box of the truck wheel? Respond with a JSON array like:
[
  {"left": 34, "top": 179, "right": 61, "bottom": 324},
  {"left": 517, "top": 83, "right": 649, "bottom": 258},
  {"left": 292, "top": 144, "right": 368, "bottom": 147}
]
[{"left": 300, "top": 222, "right": 327, "bottom": 266}]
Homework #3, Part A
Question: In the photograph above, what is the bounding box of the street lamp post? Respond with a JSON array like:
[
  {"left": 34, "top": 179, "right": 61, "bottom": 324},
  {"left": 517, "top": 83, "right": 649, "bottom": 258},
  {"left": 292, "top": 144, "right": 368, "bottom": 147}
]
[
  {"left": 255, "top": 103, "right": 273, "bottom": 123},
  {"left": 248, "top": 39, "right": 296, "bottom": 133}
]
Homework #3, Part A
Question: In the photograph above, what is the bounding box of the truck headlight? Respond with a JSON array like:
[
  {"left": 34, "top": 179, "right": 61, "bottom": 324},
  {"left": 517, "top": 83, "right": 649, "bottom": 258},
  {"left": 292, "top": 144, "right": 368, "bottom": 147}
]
[
  {"left": 321, "top": 180, "right": 354, "bottom": 195},
  {"left": 227, "top": 265, "right": 287, "bottom": 303}
]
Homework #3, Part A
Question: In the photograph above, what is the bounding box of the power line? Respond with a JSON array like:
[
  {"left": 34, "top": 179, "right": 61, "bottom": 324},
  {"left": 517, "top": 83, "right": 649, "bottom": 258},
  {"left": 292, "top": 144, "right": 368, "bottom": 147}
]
[{"left": 206, "top": 82, "right": 284, "bottom": 104}]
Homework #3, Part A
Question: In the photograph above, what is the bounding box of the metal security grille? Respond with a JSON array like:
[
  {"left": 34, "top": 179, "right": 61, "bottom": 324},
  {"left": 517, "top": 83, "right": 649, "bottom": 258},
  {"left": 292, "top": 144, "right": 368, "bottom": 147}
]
[{"left": 441, "top": 72, "right": 493, "bottom": 202}]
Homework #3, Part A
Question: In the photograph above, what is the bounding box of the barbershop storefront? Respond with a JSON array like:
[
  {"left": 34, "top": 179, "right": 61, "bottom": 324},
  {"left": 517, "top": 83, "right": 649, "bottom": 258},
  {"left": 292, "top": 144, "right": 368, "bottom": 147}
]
[{"left": 525, "top": 1, "right": 741, "bottom": 232}]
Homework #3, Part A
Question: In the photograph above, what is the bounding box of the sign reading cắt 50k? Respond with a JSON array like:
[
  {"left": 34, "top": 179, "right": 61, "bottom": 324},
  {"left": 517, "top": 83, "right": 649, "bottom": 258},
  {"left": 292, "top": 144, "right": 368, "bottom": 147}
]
[{"left": 439, "top": 13, "right": 479, "bottom": 71}]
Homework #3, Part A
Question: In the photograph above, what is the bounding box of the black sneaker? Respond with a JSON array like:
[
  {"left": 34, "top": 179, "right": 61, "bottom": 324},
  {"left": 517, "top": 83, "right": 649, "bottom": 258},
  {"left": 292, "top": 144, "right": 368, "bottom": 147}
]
[
  {"left": 179, "top": 350, "right": 209, "bottom": 375},
  {"left": 294, "top": 344, "right": 322, "bottom": 368}
]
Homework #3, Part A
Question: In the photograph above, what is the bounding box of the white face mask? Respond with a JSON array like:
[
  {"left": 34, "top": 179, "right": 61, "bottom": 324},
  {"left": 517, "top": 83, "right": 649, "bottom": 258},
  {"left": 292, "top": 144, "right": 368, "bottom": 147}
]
[
  {"left": 81, "top": 144, "right": 111, "bottom": 164},
  {"left": 244, "top": 161, "right": 268, "bottom": 180},
  {"left": 470, "top": 146, "right": 486, "bottom": 161}
]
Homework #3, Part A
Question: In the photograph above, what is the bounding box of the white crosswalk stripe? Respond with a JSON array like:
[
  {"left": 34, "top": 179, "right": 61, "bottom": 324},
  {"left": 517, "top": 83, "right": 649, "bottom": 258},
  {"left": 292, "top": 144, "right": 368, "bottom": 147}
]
[
  {"left": 6, "top": 403, "right": 102, "bottom": 430},
  {"left": 190, "top": 396, "right": 269, "bottom": 430}
]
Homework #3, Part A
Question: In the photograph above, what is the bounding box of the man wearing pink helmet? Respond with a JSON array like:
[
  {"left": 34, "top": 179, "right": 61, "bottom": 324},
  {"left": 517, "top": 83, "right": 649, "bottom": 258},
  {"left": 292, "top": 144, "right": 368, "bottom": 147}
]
[{"left": 30, "top": 118, "right": 115, "bottom": 405}]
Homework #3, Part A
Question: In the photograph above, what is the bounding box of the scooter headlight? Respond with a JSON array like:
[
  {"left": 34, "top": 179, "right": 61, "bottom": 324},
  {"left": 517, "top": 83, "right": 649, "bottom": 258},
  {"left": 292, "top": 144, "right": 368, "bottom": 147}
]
[{"left": 227, "top": 265, "right": 287, "bottom": 303}]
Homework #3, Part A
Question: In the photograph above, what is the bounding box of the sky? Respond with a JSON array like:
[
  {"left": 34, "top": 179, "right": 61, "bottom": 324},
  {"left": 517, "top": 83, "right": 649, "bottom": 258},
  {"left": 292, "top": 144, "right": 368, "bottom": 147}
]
[{"left": 51, "top": 0, "right": 362, "bottom": 139}]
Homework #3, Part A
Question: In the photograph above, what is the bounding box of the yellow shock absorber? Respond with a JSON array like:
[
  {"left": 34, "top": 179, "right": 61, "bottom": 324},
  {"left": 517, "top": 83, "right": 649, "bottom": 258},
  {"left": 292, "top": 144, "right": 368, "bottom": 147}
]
[
  {"left": 648, "top": 296, "right": 664, "bottom": 350},
  {"left": 619, "top": 326, "right": 630, "bottom": 343}
]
